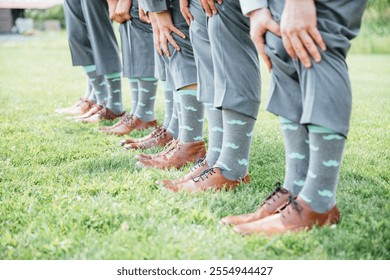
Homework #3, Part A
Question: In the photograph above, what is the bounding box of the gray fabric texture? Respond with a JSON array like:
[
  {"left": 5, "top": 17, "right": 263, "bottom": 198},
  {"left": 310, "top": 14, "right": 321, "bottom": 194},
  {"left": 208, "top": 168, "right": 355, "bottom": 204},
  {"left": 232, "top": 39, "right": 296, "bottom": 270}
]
[
  {"left": 63, "top": 0, "right": 121, "bottom": 75},
  {"left": 265, "top": 0, "right": 367, "bottom": 137}
]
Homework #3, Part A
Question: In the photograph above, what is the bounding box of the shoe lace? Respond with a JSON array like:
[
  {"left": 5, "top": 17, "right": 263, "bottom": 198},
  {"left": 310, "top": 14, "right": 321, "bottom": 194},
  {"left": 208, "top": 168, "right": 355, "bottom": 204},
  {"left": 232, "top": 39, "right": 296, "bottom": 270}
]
[
  {"left": 122, "top": 114, "right": 135, "bottom": 125},
  {"left": 281, "top": 195, "right": 303, "bottom": 219},
  {"left": 263, "top": 182, "right": 285, "bottom": 206},
  {"left": 155, "top": 127, "right": 167, "bottom": 139},
  {"left": 193, "top": 167, "right": 217, "bottom": 182},
  {"left": 190, "top": 158, "right": 206, "bottom": 172},
  {"left": 165, "top": 140, "right": 180, "bottom": 156},
  {"left": 97, "top": 107, "right": 107, "bottom": 116}
]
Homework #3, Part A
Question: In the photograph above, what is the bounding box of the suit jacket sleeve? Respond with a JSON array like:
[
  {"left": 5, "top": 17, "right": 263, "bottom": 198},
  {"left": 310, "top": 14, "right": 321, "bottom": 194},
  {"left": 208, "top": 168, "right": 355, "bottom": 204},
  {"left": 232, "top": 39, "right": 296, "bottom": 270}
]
[
  {"left": 239, "top": 0, "right": 268, "bottom": 16},
  {"left": 141, "top": 0, "right": 169, "bottom": 13}
]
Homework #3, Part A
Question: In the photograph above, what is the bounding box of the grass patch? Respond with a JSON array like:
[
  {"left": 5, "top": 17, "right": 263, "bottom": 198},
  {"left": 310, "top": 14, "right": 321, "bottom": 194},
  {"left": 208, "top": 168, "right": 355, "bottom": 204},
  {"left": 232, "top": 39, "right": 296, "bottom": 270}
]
[{"left": 0, "top": 31, "right": 389, "bottom": 260}]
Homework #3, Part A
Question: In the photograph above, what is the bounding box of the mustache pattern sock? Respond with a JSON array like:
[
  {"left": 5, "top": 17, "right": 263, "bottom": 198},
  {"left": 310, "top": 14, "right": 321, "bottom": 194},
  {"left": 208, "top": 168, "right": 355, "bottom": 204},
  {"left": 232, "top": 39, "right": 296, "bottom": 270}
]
[
  {"left": 298, "top": 125, "right": 346, "bottom": 213},
  {"left": 178, "top": 90, "right": 204, "bottom": 143},
  {"left": 83, "top": 65, "right": 108, "bottom": 106},
  {"left": 134, "top": 77, "right": 158, "bottom": 122},
  {"left": 215, "top": 109, "right": 256, "bottom": 181},
  {"left": 105, "top": 72, "right": 123, "bottom": 114},
  {"left": 280, "top": 117, "right": 310, "bottom": 196}
]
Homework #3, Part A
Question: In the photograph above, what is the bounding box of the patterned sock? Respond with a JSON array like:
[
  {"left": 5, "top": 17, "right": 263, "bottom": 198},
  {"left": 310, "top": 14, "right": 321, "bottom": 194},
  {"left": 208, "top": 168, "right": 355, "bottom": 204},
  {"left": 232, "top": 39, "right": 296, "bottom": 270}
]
[
  {"left": 128, "top": 78, "right": 138, "bottom": 115},
  {"left": 134, "top": 77, "right": 158, "bottom": 122},
  {"left": 83, "top": 65, "right": 108, "bottom": 106},
  {"left": 166, "top": 101, "right": 179, "bottom": 139},
  {"left": 162, "top": 81, "right": 174, "bottom": 128},
  {"left": 104, "top": 72, "right": 123, "bottom": 114},
  {"left": 87, "top": 89, "right": 97, "bottom": 104},
  {"left": 215, "top": 109, "right": 256, "bottom": 180},
  {"left": 204, "top": 103, "right": 223, "bottom": 166},
  {"left": 178, "top": 90, "right": 204, "bottom": 143},
  {"left": 174, "top": 92, "right": 182, "bottom": 139},
  {"left": 299, "top": 125, "right": 346, "bottom": 213},
  {"left": 84, "top": 77, "right": 92, "bottom": 98},
  {"left": 280, "top": 117, "right": 310, "bottom": 196}
]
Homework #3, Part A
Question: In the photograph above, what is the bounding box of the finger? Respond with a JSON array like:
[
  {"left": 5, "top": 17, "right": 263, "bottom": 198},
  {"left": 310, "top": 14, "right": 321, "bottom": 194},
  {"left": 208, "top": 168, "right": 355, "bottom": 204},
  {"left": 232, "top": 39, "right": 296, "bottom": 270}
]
[
  {"left": 170, "top": 26, "right": 186, "bottom": 39},
  {"left": 155, "top": 34, "right": 163, "bottom": 56},
  {"left": 166, "top": 34, "right": 181, "bottom": 52},
  {"left": 124, "top": 13, "right": 131, "bottom": 21},
  {"left": 257, "top": 36, "right": 273, "bottom": 72},
  {"left": 186, "top": 9, "right": 194, "bottom": 22},
  {"left": 201, "top": 1, "right": 212, "bottom": 17},
  {"left": 183, "top": 11, "right": 191, "bottom": 26},
  {"left": 141, "top": 14, "right": 150, "bottom": 23},
  {"left": 282, "top": 34, "right": 297, "bottom": 60},
  {"left": 267, "top": 19, "right": 281, "bottom": 37},
  {"left": 299, "top": 31, "right": 321, "bottom": 63},
  {"left": 290, "top": 33, "right": 311, "bottom": 68},
  {"left": 217, "top": 0, "right": 223, "bottom": 4},
  {"left": 161, "top": 34, "right": 170, "bottom": 57},
  {"left": 308, "top": 27, "right": 326, "bottom": 51},
  {"left": 207, "top": 0, "right": 218, "bottom": 15}
]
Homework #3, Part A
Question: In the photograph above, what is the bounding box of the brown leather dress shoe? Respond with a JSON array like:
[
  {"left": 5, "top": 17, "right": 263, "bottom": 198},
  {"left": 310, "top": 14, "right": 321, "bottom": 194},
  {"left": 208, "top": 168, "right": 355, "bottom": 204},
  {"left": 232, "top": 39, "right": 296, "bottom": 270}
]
[
  {"left": 99, "top": 114, "right": 133, "bottom": 132},
  {"left": 134, "top": 139, "right": 178, "bottom": 160},
  {"left": 137, "top": 140, "right": 206, "bottom": 169},
  {"left": 63, "top": 98, "right": 94, "bottom": 116},
  {"left": 82, "top": 107, "right": 124, "bottom": 123},
  {"left": 120, "top": 126, "right": 164, "bottom": 146},
  {"left": 73, "top": 104, "right": 103, "bottom": 121},
  {"left": 220, "top": 182, "right": 291, "bottom": 226},
  {"left": 101, "top": 115, "right": 157, "bottom": 135},
  {"left": 55, "top": 98, "right": 87, "bottom": 114},
  {"left": 161, "top": 158, "right": 210, "bottom": 188},
  {"left": 233, "top": 197, "right": 340, "bottom": 236},
  {"left": 166, "top": 167, "right": 250, "bottom": 192},
  {"left": 124, "top": 128, "right": 173, "bottom": 150}
]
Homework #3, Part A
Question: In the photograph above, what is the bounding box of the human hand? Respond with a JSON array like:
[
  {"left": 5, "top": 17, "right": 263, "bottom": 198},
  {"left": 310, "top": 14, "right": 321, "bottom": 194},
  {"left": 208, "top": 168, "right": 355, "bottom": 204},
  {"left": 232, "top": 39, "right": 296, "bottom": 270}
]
[
  {"left": 115, "top": 0, "right": 132, "bottom": 22},
  {"left": 180, "top": 0, "right": 194, "bottom": 26},
  {"left": 198, "top": 0, "right": 222, "bottom": 17},
  {"left": 280, "top": 0, "right": 326, "bottom": 68},
  {"left": 155, "top": 11, "right": 186, "bottom": 57},
  {"left": 248, "top": 8, "right": 281, "bottom": 72},
  {"left": 149, "top": 13, "right": 163, "bottom": 56},
  {"left": 138, "top": 1, "right": 150, "bottom": 24},
  {"left": 107, "top": 0, "right": 125, "bottom": 23}
]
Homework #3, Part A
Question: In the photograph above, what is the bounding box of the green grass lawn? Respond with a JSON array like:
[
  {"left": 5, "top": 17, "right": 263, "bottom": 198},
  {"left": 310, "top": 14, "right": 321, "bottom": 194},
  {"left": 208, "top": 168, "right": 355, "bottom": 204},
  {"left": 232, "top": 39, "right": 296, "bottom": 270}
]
[{"left": 0, "top": 32, "right": 389, "bottom": 260}]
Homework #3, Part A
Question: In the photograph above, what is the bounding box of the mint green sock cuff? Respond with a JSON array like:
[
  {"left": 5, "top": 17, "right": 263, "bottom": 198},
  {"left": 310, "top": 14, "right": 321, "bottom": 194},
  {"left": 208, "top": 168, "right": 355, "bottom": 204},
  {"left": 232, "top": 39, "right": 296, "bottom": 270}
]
[
  {"left": 128, "top": 78, "right": 138, "bottom": 83},
  {"left": 139, "top": 77, "right": 158, "bottom": 82},
  {"left": 104, "top": 72, "right": 122, "bottom": 79},
  {"left": 279, "top": 116, "right": 293, "bottom": 124},
  {"left": 177, "top": 89, "right": 197, "bottom": 97},
  {"left": 162, "top": 81, "right": 172, "bottom": 92},
  {"left": 83, "top": 65, "right": 97, "bottom": 73},
  {"left": 173, "top": 91, "right": 180, "bottom": 103},
  {"left": 308, "top": 125, "right": 337, "bottom": 134}
]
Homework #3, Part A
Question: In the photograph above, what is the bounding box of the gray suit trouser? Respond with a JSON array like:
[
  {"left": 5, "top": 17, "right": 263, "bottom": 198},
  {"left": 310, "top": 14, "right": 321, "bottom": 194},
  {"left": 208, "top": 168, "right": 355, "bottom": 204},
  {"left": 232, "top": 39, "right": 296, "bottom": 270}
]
[
  {"left": 208, "top": 0, "right": 261, "bottom": 120},
  {"left": 64, "top": 0, "right": 121, "bottom": 75},
  {"left": 265, "top": 0, "right": 367, "bottom": 136},
  {"left": 119, "top": 0, "right": 156, "bottom": 78}
]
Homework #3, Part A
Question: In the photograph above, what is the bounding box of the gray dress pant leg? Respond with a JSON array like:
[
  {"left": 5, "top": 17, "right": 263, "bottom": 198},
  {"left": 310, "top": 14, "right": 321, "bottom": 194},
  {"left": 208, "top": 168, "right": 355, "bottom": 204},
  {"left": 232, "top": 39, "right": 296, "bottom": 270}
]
[
  {"left": 189, "top": 0, "right": 214, "bottom": 104},
  {"left": 265, "top": 0, "right": 367, "bottom": 136},
  {"left": 64, "top": 0, "right": 121, "bottom": 75},
  {"left": 208, "top": 0, "right": 261, "bottom": 119},
  {"left": 161, "top": 0, "right": 198, "bottom": 90},
  {"left": 119, "top": 1, "right": 156, "bottom": 78}
]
